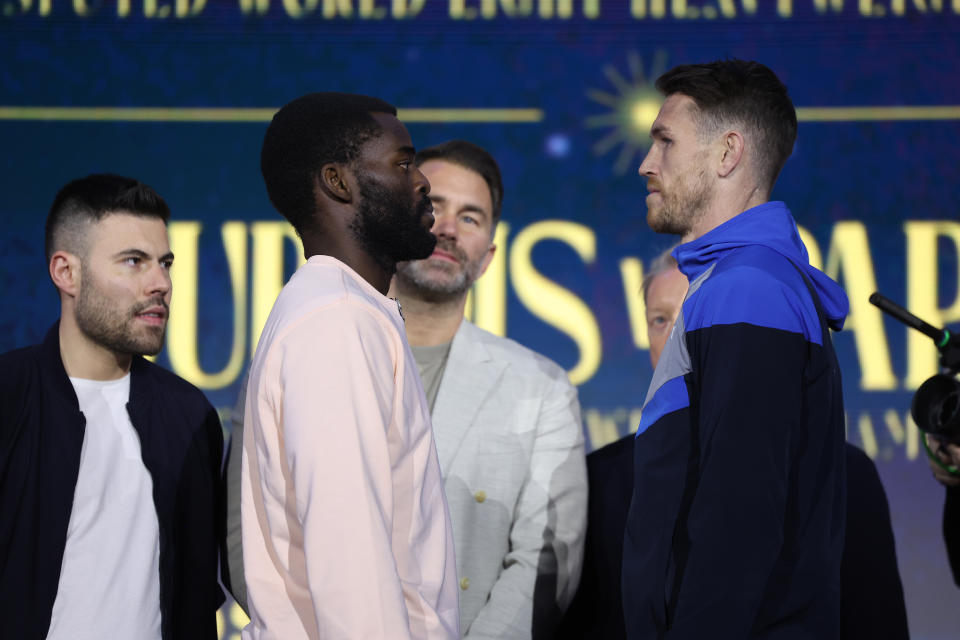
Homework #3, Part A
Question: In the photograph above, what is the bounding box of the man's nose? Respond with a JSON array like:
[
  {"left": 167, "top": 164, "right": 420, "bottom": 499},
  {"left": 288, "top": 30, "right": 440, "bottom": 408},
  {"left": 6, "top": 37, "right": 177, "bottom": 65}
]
[
  {"left": 414, "top": 165, "right": 430, "bottom": 196},
  {"left": 432, "top": 209, "right": 457, "bottom": 238},
  {"left": 638, "top": 148, "right": 657, "bottom": 177},
  {"left": 146, "top": 262, "right": 172, "bottom": 298}
]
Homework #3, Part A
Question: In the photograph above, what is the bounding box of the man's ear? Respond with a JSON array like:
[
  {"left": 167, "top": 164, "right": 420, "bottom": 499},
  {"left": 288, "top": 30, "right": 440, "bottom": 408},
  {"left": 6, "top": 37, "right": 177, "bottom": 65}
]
[
  {"left": 717, "top": 130, "right": 745, "bottom": 178},
  {"left": 49, "top": 251, "right": 80, "bottom": 298},
  {"left": 316, "top": 163, "right": 353, "bottom": 204}
]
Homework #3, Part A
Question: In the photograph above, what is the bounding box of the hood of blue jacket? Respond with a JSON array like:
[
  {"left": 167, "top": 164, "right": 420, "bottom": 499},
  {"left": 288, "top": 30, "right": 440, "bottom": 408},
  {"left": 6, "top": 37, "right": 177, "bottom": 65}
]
[{"left": 672, "top": 201, "right": 849, "bottom": 331}]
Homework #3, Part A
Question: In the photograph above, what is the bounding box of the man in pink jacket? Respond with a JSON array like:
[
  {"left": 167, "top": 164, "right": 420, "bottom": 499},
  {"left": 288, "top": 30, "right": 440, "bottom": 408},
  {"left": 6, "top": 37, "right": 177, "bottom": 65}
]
[{"left": 240, "top": 92, "right": 459, "bottom": 640}]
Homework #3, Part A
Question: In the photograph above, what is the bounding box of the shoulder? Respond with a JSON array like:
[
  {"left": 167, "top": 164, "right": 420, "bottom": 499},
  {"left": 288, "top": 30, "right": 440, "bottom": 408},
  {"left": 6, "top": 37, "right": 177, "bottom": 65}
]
[
  {"left": 0, "top": 344, "right": 43, "bottom": 409},
  {"left": 462, "top": 321, "right": 570, "bottom": 384},
  {"left": 686, "top": 246, "right": 818, "bottom": 340},
  {"left": 0, "top": 344, "right": 42, "bottom": 383},
  {"left": 136, "top": 358, "right": 215, "bottom": 411}
]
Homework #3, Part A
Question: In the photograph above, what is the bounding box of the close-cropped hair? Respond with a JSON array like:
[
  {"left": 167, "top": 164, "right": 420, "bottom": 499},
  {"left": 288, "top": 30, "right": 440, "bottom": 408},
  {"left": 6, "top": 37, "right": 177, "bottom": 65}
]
[
  {"left": 656, "top": 59, "right": 797, "bottom": 194},
  {"left": 45, "top": 173, "right": 170, "bottom": 261},
  {"left": 416, "top": 140, "right": 504, "bottom": 228},
  {"left": 260, "top": 92, "right": 397, "bottom": 238},
  {"left": 641, "top": 244, "right": 680, "bottom": 304}
]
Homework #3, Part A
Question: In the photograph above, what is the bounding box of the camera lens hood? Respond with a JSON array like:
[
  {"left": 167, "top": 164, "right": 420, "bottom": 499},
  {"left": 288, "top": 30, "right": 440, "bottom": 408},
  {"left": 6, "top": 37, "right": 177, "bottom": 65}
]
[{"left": 912, "top": 373, "right": 960, "bottom": 440}]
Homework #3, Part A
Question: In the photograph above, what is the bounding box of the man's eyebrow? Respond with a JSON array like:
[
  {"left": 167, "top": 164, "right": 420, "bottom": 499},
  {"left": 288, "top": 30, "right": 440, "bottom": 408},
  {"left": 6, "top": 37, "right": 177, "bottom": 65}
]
[
  {"left": 650, "top": 123, "right": 671, "bottom": 138},
  {"left": 461, "top": 203, "right": 488, "bottom": 217},
  {"left": 112, "top": 248, "right": 149, "bottom": 260},
  {"left": 111, "top": 248, "right": 175, "bottom": 262}
]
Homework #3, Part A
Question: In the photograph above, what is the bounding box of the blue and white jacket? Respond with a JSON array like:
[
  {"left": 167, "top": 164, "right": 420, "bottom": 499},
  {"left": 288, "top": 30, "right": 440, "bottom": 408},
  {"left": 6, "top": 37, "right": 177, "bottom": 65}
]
[{"left": 623, "top": 201, "right": 850, "bottom": 639}]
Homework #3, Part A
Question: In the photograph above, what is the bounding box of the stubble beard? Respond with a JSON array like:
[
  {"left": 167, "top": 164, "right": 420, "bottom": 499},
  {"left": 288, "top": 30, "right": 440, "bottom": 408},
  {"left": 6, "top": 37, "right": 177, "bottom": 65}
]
[
  {"left": 75, "top": 269, "right": 167, "bottom": 357},
  {"left": 351, "top": 173, "right": 437, "bottom": 270},
  {"left": 395, "top": 238, "right": 484, "bottom": 304},
  {"left": 647, "top": 167, "right": 713, "bottom": 237}
]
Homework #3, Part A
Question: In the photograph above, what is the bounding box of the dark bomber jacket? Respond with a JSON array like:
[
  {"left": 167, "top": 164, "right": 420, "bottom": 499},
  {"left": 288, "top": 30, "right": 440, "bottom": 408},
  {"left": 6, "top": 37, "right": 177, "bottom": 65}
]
[
  {"left": 623, "top": 202, "right": 850, "bottom": 639},
  {"left": 0, "top": 323, "right": 224, "bottom": 639}
]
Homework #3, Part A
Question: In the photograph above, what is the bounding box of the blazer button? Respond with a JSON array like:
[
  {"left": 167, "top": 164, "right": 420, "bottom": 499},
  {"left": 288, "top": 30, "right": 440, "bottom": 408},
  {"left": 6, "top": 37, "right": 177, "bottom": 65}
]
[
  {"left": 474, "top": 490, "right": 486, "bottom": 503},
  {"left": 460, "top": 577, "right": 470, "bottom": 591}
]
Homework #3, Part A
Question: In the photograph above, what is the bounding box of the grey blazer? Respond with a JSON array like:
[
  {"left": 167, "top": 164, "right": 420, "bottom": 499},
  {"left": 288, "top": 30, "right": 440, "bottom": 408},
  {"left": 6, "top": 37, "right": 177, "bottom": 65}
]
[
  {"left": 224, "top": 319, "right": 587, "bottom": 638},
  {"left": 437, "top": 321, "right": 587, "bottom": 639}
]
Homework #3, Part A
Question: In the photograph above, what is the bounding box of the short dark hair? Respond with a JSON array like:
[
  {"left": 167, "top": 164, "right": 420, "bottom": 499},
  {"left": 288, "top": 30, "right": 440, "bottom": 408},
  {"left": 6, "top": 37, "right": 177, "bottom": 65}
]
[
  {"left": 45, "top": 173, "right": 170, "bottom": 261},
  {"left": 416, "top": 140, "right": 504, "bottom": 228},
  {"left": 260, "top": 92, "right": 398, "bottom": 237},
  {"left": 656, "top": 59, "right": 797, "bottom": 193}
]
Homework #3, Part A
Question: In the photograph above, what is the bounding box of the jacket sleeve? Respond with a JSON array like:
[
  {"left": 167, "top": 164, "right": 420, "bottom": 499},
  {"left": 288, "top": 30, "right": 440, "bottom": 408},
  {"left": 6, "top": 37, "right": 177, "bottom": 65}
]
[
  {"left": 666, "top": 274, "right": 807, "bottom": 638},
  {"left": 465, "top": 371, "right": 588, "bottom": 639},
  {"left": 252, "top": 305, "right": 425, "bottom": 639},
  {"left": 222, "top": 373, "right": 248, "bottom": 613}
]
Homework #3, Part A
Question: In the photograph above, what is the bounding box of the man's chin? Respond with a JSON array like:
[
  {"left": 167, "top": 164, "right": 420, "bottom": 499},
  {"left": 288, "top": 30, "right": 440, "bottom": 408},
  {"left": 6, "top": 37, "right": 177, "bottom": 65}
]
[{"left": 395, "top": 231, "right": 438, "bottom": 262}]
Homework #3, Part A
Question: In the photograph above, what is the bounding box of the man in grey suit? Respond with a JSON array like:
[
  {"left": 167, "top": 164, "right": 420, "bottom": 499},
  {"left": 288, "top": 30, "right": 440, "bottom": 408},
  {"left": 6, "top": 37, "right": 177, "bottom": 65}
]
[
  {"left": 391, "top": 139, "right": 587, "bottom": 638},
  {"left": 224, "top": 139, "right": 587, "bottom": 637}
]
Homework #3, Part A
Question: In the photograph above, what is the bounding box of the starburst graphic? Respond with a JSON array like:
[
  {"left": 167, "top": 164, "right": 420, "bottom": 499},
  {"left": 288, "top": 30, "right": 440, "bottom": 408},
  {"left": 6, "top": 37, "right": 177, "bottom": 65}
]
[{"left": 585, "top": 51, "right": 669, "bottom": 175}]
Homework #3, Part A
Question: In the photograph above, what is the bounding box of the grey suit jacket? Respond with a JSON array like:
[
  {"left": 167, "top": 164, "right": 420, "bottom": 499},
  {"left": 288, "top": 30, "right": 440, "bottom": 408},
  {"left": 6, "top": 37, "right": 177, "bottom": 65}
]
[
  {"left": 224, "top": 320, "right": 587, "bottom": 638},
  {"left": 438, "top": 320, "right": 587, "bottom": 639}
]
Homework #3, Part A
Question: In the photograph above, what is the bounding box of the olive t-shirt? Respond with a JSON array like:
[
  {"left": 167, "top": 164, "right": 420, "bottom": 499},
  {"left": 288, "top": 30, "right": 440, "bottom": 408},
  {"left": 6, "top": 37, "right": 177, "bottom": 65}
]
[{"left": 410, "top": 341, "right": 453, "bottom": 413}]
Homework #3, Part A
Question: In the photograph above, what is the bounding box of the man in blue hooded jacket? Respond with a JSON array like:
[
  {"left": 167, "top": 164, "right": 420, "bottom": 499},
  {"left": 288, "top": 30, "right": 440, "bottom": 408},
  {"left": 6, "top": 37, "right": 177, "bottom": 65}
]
[{"left": 622, "top": 60, "right": 850, "bottom": 639}]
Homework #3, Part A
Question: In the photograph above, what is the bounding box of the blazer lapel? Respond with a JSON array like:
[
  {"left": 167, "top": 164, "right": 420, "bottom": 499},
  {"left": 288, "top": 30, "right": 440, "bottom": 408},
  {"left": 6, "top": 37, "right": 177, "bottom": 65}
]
[{"left": 431, "top": 320, "right": 507, "bottom": 474}]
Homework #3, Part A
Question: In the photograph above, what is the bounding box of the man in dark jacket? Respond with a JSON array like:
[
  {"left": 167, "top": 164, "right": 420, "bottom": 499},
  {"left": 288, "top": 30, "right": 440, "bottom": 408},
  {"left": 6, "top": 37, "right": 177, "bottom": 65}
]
[
  {"left": 0, "top": 174, "right": 224, "bottom": 639},
  {"left": 623, "top": 59, "right": 850, "bottom": 639}
]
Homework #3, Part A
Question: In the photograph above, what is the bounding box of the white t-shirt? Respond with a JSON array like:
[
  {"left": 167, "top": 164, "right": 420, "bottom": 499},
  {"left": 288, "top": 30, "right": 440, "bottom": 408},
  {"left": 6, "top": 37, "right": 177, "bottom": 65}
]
[{"left": 46, "top": 374, "right": 162, "bottom": 640}]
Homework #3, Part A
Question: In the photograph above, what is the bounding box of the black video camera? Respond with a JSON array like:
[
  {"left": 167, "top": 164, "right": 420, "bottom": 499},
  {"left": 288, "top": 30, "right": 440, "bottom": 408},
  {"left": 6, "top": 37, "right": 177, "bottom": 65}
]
[{"left": 870, "top": 293, "right": 960, "bottom": 441}]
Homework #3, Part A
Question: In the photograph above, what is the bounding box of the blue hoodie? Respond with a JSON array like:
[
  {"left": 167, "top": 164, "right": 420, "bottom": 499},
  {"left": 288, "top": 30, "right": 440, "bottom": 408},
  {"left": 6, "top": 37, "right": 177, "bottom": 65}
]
[{"left": 622, "top": 202, "right": 850, "bottom": 639}]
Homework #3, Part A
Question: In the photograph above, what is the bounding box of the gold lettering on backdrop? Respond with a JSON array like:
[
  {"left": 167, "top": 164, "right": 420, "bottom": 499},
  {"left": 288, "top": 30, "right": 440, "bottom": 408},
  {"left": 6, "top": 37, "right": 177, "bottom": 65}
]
[
  {"left": 630, "top": 0, "right": 666, "bottom": 17},
  {"left": 509, "top": 220, "right": 602, "bottom": 385},
  {"left": 904, "top": 221, "right": 960, "bottom": 389},
  {"left": 584, "top": 407, "right": 644, "bottom": 449},
  {"left": 584, "top": 409, "right": 621, "bottom": 449},
  {"left": 883, "top": 409, "right": 920, "bottom": 460},
  {"left": 358, "top": 0, "right": 387, "bottom": 17},
  {"left": 481, "top": 0, "right": 531, "bottom": 18},
  {"left": 823, "top": 221, "right": 896, "bottom": 390},
  {"left": 717, "top": 0, "right": 738, "bottom": 16},
  {"left": 175, "top": 0, "right": 206, "bottom": 16},
  {"left": 796, "top": 224, "right": 823, "bottom": 270},
  {"left": 814, "top": 0, "right": 844, "bottom": 11},
  {"left": 72, "top": 0, "right": 92, "bottom": 15},
  {"left": 144, "top": 0, "right": 173, "bottom": 17},
  {"left": 449, "top": 0, "right": 479, "bottom": 18},
  {"left": 166, "top": 222, "right": 248, "bottom": 389},
  {"left": 17, "top": 0, "right": 52, "bottom": 16},
  {"left": 464, "top": 223, "right": 510, "bottom": 337},
  {"left": 857, "top": 412, "right": 878, "bottom": 458},
  {"left": 282, "top": 0, "right": 318, "bottom": 18},
  {"left": 392, "top": 0, "right": 426, "bottom": 17},
  {"left": 619, "top": 257, "right": 650, "bottom": 350},
  {"left": 118, "top": 0, "right": 131, "bottom": 15},
  {"left": 239, "top": 0, "right": 270, "bottom": 14},
  {"left": 538, "top": 0, "right": 571, "bottom": 17},
  {"left": 250, "top": 221, "right": 305, "bottom": 351}
]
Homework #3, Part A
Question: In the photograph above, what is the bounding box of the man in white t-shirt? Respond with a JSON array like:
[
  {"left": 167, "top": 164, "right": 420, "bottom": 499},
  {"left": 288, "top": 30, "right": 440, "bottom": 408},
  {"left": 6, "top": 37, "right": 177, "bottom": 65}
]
[{"left": 0, "top": 174, "right": 224, "bottom": 639}]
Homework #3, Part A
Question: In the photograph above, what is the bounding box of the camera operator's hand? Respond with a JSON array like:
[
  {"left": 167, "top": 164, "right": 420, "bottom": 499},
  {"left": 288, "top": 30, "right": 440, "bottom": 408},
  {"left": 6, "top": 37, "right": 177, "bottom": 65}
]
[{"left": 926, "top": 435, "right": 960, "bottom": 487}]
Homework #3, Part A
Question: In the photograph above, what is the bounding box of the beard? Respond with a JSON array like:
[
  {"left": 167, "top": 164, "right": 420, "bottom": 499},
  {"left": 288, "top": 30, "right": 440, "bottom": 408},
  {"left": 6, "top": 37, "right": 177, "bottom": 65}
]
[
  {"left": 350, "top": 172, "right": 437, "bottom": 269},
  {"left": 646, "top": 166, "right": 712, "bottom": 237},
  {"left": 395, "top": 237, "right": 486, "bottom": 304},
  {"left": 76, "top": 270, "right": 168, "bottom": 357}
]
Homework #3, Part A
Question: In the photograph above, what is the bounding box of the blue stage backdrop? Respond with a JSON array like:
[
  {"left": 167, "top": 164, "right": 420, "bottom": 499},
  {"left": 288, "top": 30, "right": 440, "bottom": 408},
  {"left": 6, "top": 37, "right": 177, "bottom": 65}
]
[{"left": 3, "top": 2, "right": 960, "bottom": 637}]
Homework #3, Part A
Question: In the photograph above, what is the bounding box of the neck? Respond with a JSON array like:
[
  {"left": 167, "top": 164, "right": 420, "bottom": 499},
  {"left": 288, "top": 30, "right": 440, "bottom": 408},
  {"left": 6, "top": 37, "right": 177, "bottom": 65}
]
[
  {"left": 303, "top": 235, "right": 395, "bottom": 296},
  {"left": 391, "top": 284, "right": 466, "bottom": 347},
  {"left": 58, "top": 312, "right": 132, "bottom": 380},
  {"left": 683, "top": 185, "right": 768, "bottom": 243}
]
